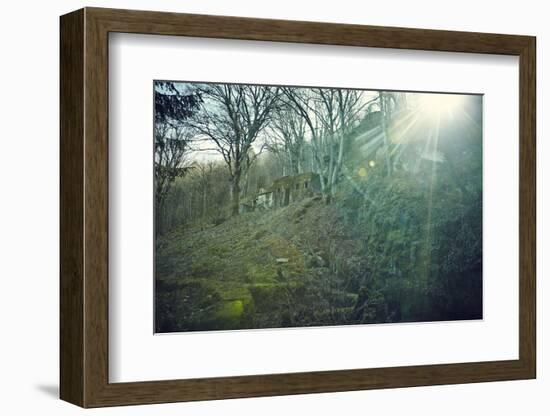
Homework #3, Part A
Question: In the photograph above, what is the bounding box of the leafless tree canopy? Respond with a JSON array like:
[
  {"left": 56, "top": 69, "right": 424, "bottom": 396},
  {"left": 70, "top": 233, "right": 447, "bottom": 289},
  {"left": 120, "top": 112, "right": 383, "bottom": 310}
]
[{"left": 189, "top": 84, "right": 280, "bottom": 215}]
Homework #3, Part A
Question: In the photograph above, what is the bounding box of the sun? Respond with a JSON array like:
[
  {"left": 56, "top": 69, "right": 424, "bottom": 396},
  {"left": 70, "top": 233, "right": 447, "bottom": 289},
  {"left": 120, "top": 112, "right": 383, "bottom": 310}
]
[{"left": 419, "top": 93, "right": 465, "bottom": 119}]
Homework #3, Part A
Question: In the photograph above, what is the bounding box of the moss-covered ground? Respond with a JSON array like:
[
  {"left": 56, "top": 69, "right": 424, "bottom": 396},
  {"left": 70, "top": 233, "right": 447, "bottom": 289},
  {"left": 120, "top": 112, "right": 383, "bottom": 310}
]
[{"left": 155, "top": 196, "right": 354, "bottom": 332}]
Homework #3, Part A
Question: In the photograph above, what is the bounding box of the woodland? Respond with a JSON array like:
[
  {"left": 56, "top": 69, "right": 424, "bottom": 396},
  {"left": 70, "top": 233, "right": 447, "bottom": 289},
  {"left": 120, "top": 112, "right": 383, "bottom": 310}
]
[{"left": 154, "top": 81, "right": 483, "bottom": 333}]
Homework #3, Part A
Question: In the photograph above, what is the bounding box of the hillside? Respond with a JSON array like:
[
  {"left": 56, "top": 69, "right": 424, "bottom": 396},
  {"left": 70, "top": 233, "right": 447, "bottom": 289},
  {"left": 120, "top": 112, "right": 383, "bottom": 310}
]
[
  {"left": 155, "top": 195, "right": 363, "bottom": 332},
  {"left": 156, "top": 162, "right": 482, "bottom": 334}
]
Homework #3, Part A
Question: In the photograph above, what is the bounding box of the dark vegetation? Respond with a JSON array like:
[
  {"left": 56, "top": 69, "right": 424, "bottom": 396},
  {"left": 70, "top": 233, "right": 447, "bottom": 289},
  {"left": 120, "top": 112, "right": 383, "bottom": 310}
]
[{"left": 154, "top": 82, "right": 483, "bottom": 332}]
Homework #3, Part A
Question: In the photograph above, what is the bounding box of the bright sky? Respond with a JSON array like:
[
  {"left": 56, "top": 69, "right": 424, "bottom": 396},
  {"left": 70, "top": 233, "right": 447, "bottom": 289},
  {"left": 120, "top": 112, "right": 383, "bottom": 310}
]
[{"left": 159, "top": 81, "right": 477, "bottom": 165}]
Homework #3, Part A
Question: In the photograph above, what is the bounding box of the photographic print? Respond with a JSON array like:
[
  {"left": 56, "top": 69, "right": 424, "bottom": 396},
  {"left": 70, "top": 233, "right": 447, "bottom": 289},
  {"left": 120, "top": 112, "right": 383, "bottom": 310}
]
[{"left": 154, "top": 81, "right": 482, "bottom": 333}]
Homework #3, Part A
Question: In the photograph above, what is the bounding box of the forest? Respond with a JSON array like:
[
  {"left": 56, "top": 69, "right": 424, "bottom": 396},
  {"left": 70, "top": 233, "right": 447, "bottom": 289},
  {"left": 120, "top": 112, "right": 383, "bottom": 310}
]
[{"left": 154, "top": 81, "right": 483, "bottom": 333}]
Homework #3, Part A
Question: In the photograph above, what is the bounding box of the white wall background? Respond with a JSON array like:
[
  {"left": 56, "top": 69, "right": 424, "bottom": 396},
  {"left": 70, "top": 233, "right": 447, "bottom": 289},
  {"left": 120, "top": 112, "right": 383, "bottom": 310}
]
[{"left": 0, "top": 0, "right": 545, "bottom": 414}]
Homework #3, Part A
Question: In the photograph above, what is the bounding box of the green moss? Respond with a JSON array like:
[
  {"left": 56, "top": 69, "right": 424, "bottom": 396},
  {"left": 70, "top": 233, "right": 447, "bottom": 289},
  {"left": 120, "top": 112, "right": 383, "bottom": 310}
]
[{"left": 213, "top": 300, "right": 244, "bottom": 321}]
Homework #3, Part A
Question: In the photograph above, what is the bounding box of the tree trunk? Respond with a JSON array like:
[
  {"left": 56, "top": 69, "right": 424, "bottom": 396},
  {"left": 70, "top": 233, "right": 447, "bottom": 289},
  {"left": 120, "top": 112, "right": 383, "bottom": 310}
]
[
  {"left": 230, "top": 172, "right": 241, "bottom": 216},
  {"left": 330, "top": 130, "right": 346, "bottom": 197},
  {"left": 202, "top": 187, "right": 207, "bottom": 219},
  {"left": 380, "top": 92, "right": 393, "bottom": 176}
]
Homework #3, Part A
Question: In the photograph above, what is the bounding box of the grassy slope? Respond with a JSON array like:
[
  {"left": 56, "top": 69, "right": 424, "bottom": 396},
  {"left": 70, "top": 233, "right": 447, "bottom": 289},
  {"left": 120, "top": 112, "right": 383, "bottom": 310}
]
[{"left": 155, "top": 195, "right": 346, "bottom": 331}]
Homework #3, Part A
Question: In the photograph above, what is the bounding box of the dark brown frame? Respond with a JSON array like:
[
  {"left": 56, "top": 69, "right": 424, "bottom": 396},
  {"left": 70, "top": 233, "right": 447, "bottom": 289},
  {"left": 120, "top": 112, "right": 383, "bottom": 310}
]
[{"left": 60, "top": 7, "right": 536, "bottom": 408}]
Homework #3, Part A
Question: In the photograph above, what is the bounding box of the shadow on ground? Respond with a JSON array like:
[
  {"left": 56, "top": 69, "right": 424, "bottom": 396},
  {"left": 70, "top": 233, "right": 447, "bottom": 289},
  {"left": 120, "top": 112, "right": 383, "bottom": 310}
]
[{"left": 35, "top": 384, "right": 58, "bottom": 399}]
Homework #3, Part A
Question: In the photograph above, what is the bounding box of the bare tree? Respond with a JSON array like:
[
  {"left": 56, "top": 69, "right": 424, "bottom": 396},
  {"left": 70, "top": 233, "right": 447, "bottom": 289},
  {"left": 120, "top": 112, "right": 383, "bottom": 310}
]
[
  {"left": 154, "top": 122, "right": 195, "bottom": 233},
  {"left": 190, "top": 84, "right": 280, "bottom": 216},
  {"left": 283, "top": 87, "right": 365, "bottom": 200},
  {"left": 318, "top": 88, "right": 365, "bottom": 197},
  {"left": 195, "top": 162, "right": 215, "bottom": 220},
  {"left": 281, "top": 88, "right": 326, "bottom": 191},
  {"left": 365, "top": 91, "right": 407, "bottom": 176},
  {"left": 266, "top": 106, "right": 307, "bottom": 176}
]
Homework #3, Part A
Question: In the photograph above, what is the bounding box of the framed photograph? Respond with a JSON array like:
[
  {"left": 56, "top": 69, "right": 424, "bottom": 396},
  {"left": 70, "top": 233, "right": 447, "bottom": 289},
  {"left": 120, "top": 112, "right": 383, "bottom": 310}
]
[{"left": 60, "top": 7, "right": 536, "bottom": 407}]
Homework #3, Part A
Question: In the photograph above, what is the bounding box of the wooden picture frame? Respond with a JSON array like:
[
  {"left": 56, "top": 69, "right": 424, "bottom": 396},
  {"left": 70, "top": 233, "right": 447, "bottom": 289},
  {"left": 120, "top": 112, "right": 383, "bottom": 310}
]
[{"left": 60, "top": 7, "right": 536, "bottom": 408}]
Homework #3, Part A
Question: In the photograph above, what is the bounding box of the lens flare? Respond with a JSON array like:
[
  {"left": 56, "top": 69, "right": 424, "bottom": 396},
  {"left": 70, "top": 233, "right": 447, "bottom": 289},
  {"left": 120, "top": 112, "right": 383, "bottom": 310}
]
[{"left": 419, "top": 93, "right": 465, "bottom": 119}]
